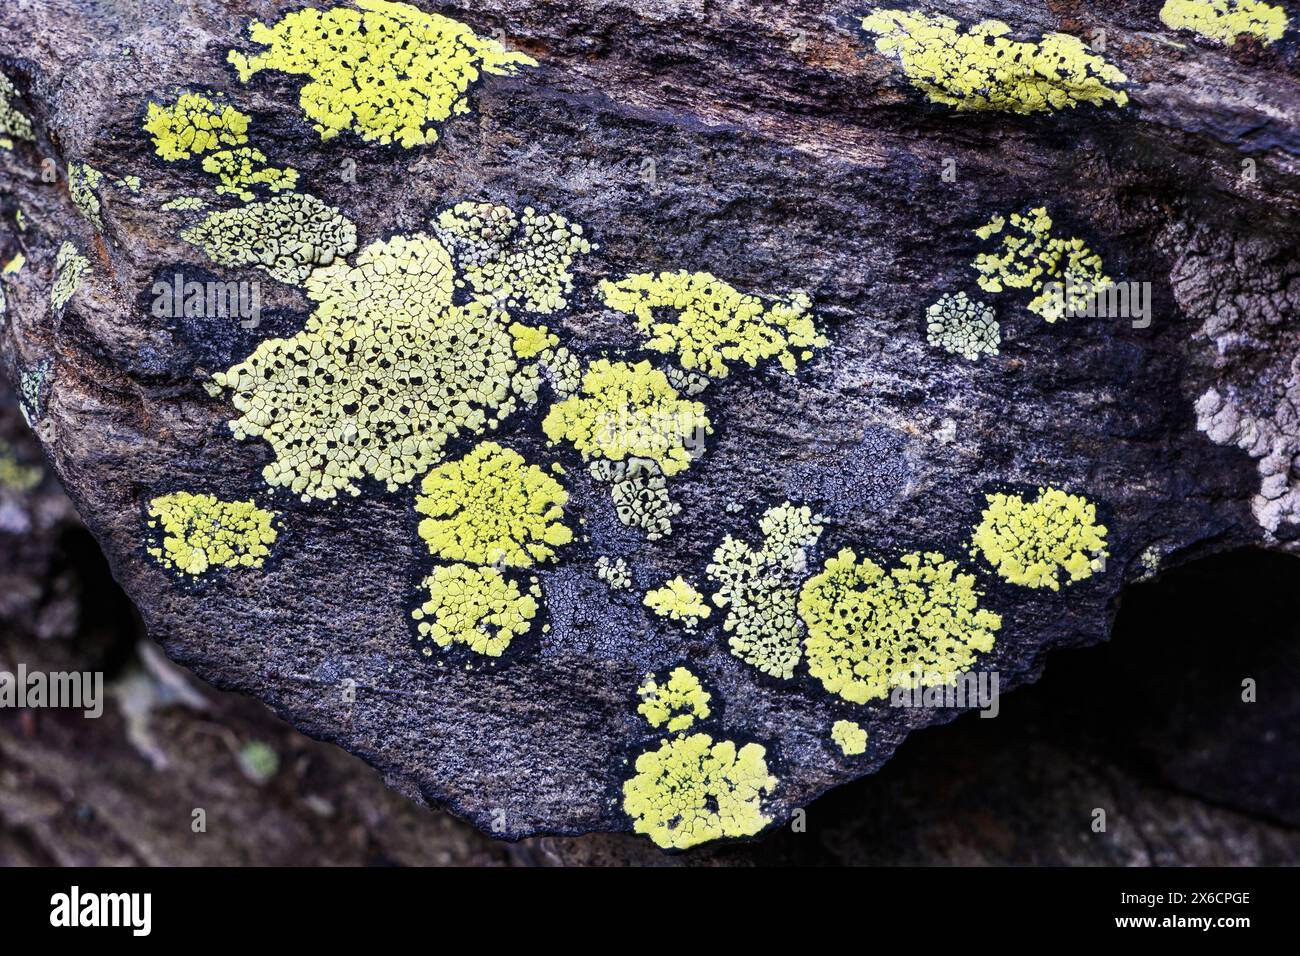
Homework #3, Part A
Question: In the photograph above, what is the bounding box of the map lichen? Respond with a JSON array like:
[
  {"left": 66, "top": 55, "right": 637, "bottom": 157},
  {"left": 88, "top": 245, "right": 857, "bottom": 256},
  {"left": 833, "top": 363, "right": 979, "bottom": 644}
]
[
  {"left": 971, "top": 487, "right": 1109, "bottom": 590},
  {"left": 926, "top": 291, "right": 1000, "bottom": 360},
  {"left": 50, "top": 241, "right": 90, "bottom": 313},
  {"left": 0, "top": 73, "right": 35, "bottom": 148},
  {"left": 228, "top": 0, "right": 538, "bottom": 148},
  {"left": 145, "top": 491, "right": 278, "bottom": 576},
  {"left": 1159, "top": 0, "right": 1289, "bottom": 45},
  {"left": 644, "top": 577, "right": 711, "bottom": 631},
  {"left": 831, "top": 719, "right": 868, "bottom": 757},
  {"left": 636, "top": 667, "right": 712, "bottom": 732},
  {"left": 411, "top": 563, "right": 539, "bottom": 658}
]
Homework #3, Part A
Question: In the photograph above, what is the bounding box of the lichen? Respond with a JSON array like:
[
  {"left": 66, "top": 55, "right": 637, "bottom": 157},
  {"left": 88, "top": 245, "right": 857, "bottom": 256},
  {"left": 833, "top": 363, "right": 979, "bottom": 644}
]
[
  {"left": 415, "top": 440, "right": 572, "bottom": 568},
  {"left": 411, "top": 563, "right": 539, "bottom": 657},
  {"left": 595, "top": 555, "right": 633, "bottom": 590},
  {"left": 201, "top": 146, "right": 299, "bottom": 201},
  {"left": 542, "top": 359, "right": 711, "bottom": 478},
  {"left": 161, "top": 196, "right": 208, "bottom": 212},
  {"left": 861, "top": 9, "right": 1128, "bottom": 113},
  {"left": 68, "top": 163, "right": 104, "bottom": 228},
  {"left": 18, "top": 359, "right": 50, "bottom": 426},
  {"left": 972, "top": 207, "right": 1110, "bottom": 322},
  {"left": 636, "top": 667, "right": 712, "bottom": 732},
  {"left": 622, "top": 733, "right": 775, "bottom": 850},
  {"left": 831, "top": 719, "right": 868, "bottom": 757},
  {"left": 228, "top": 0, "right": 537, "bottom": 148},
  {"left": 798, "top": 549, "right": 1002, "bottom": 704},
  {"left": 644, "top": 576, "right": 711, "bottom": 631},
  {"left": 926, "top": 291, "right": 1000, "bottom": 360},
  {"left": 600, "top": 271, "right": 824, "bottom": 379},
  {"left": 970, "top": 487, "right": 1109, "bottom": 590},
  {"left": 214, "top": 233, "right": 545, "bottom": 500},
  {"left": 0, "top": 73, "right": 35, "bottom": 147},
  {"left": 1159, "top": 0, "right": 1289, "bottom": 45},
  {"left": 3, "top": 253, "right": 25, "bottom": 275},
  {"left": 589, "top": 457, "right": 681, "bottom": 539},
  {"left": 707, "top": 502, "right": 824, "bottom": 680},
  {"left": 145, "top": 491, "right": 278, "bottom": 576},
  {"left": 50, "top": 241, "right": 90, "bottom": 313},
  {"left": 0, "top": 440, "right": 42, "bottom": 493},
  {"left": 144, "top": 91, "right": 250, "bottom": 161},
  {"left": 434, "top": 202, "right": 593, "bottom": 313},
  {"left": 181, "top": 192, "right": 357, "bottom": 285}
]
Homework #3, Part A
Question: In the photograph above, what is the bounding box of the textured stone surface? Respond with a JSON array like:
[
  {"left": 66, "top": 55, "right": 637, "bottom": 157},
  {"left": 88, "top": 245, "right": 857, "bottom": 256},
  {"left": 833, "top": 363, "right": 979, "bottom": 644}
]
[{"left": 1, "top": 0, "right": 1298, "bottom": 847}]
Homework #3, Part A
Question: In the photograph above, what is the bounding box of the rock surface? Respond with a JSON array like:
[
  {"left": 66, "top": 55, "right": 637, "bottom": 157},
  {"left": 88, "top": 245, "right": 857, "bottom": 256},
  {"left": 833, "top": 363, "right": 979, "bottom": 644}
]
[{"left": 1, "top": 0, "right": 1298, "bottom": 848}]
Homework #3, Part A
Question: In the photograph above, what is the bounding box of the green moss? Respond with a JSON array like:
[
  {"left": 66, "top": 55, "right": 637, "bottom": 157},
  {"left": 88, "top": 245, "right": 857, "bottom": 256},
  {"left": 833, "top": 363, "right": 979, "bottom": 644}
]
[
  {"left": 971, "top": 487, "right": 1109, "bottom": 589},
  {"left": 228, "top": 0, "right": 537, "bottom": 148},
  {"left": 798, "top": 549, "right": 1001, "bottom": 704},
  {"left": 707, "top": 502, "right": 824, "bottom": 679},
  {"left": 1160, "top": 0, "right": 1289, "bottom": 45},
  {"left": 636, "top": 667, "right": 712, "bottom": 732},
  {"left": 415, "top": 440, "right": 572, "bottom": 568},
  {"left": 622, "top": 733, "right": 776, "bottom": 849},
  {"left": 861, "top": 9, "right": 1128, "bottom": 113},
  {"left": 434, "top": 202, "right": 593, "bottom": 313},
  {"left": 145, "top": 491, "right": 278, "bottom": 576},
  {"left": 600, "top": 270, "right": 823, "bottom": 378},
  {"left": 411, "top": 563, "right": 539, "bottom": 657}
]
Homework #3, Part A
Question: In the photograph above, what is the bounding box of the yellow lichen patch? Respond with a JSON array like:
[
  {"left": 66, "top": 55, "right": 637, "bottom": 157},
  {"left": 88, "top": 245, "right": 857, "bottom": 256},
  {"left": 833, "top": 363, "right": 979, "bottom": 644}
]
[
  {"left": 115, "top": 175, "right": 142, "bottom": 193},
  {"left": 181, "top": 192, "right": 357, "bottom": 285},
  {"left": 145, "top": 491, "right": 277, "bottom": 576},
  {"left": 971, "top": 487, "right": 1109, "bottom": 590},
  {"left": 434, "top": 202, "right": 593, "bottom": 314},
  {"left": 637, "top": 667, "right": 712, "bottom": 732},
  {"left": 3, "top": 252, "right": 26, "bottom": 274},
  {"left": 411, "top": 563, "right": 539, "bottom": 657},
  {"left": 415, "top": 441, "right": 572, "bottom": 568},
  {"left": 622, "top": 733, "right": 776, "bottom": 850},
  {"left": 708, "top": 502, "right": 824, "bottom": 680},
  {"left": 508, "top": 322, "right": 559, "bottom": 360},
  {"left": 214, "top": 233, "right": 541, "bottom": 501},
  {"left": 0, "top": 73, "right": 35, "bottom": 147},
  {"left": 68, "top": 163, "right": 104, "bottom": 228},
  {"left": 861, "top": 9, "right": 1128, "bottom": 113},
  {"left": 161, "top": 196, "right": 208, "bottom": 212},
  {"left": 644, "top": 576, "right": 711, "bottom": 632},
  {"left": 542, "top": 359, "right": 711, "bottom": 477},
  {"left": 0, "top": 439, "right": 42, "bottom": 493},
  {"left": 798, "top": 549, "right": 1002, "bottom": 705},
  {"left": 228, "top": 0, "right": 538, "bottom": 148},
  {"left": 50, "top": 241, "right": 90, "bottom": 313},
  {"left": 831, "top": 719, "right": 868, "bottom": 757},
  {"left": 601, "top": 271, "right": 824, "bottom": 379},
  {"left": 143, "top": 92, "right": 249, "bottom": 160},
  {"left": 971, "top": 207, "right": 1110, "bottom": 322},
  {"left": 201, "top": 146, "right": 298, "bottom": 201},
  {"left": 1160, "top": 0, "right": 1288, "bottom": 45}
]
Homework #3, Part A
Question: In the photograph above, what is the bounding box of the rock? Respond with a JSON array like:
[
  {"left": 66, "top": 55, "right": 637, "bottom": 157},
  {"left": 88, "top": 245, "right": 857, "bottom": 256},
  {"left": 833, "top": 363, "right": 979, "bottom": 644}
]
[{"left": 1, "top": 0, "right": 1297, "bottom": 848}]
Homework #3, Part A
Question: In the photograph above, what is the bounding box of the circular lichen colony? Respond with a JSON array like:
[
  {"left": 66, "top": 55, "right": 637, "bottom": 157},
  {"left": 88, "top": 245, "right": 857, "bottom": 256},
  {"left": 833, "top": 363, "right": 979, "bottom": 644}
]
[
  {"left": 214, "top": 234, "right": 546, "bottom": 501},
  {"left": 622, "top": 733, "right": 776, "bottom": 850},
  {"left": 415, "top": 440, "right": 572, "bottom": 568},
  {"left": 926, "top": 291, "right": 1000, "bottom": 360},
  {"left": 411, "top": 563, "right": 539, "bottom": 658},
  {"left": 971, "top": 486, "right": 1109, "bottom": 589},
  {"left": 831, "top": 719, "right": 868, "bottom": 756},
  {"left": 636, "top": 667, "right": 712, "bottom": 733},
  {"left": 798, "top": 549, "right": 1002, "bottom": 704},
  {"left": 643, "top": 576, "right": 711, "bottom": 632},
  {"left": 145, "top": 491, "right": 278, "bottom": 576}
]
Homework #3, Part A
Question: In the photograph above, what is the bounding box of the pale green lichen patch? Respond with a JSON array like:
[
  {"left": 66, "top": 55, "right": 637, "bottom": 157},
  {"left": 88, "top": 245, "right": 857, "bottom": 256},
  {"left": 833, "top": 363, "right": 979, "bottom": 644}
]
[
  {"left": 542, "top": 359, "right": 711, "bottom": 478},
  {"left": 181, "top": 192, "right": 357, "bottom": 285},
  {"left": 861, "top": 9, "right": 1128, "bottom": 113},
  {"left": 200, "top": 146, "right": 298, "bottom": 201},
  {"left": 622, "top": 733, "right": 776, "bottom": 850},
  {"left": 0, "top": 73, "right": 34, "bottom": 147},
  {"left": 588, "top": 457, "right": 681, "bottom": 540},
  {"left": 161, "top": 196, "right": 208, "bottom": 212},
  {"left": 972, "top": 207, "right": 1110, "bottom": 322},
  {"left": 637, "top": 667, "right": 712, "bottom": 732},
  {"left": 798, "top": 549, "right": 1001, "bottom": 704},
  {"left": 50, "top": 241, "right": 90, "bottom": 313},
  {"left": 228, "top": 0, "right": 537, "bottom": 148},
  {"left": 0, "top": 439, "right": 43, "bottom": 493},
  {"left": 926, "top": 291, "right": 999, "bottom": 360},
  {"left": 644, "top": 576, "right": 711, "bottom": 631},
  {"left": 1160, "top": 0, "right": 1289, "bottom": 45},
  {"left": 600, "top": 271, "right": 824, "bottom": 379},
  {"left": 415, "top": 440, "right": 572, "bottom": 568},
  {"left": 214, "top": 233, "right": 545, "bottom": 500},
  {"left": 68, "top": 164, "right": 104, "bottom": 228},
  {"left": 145, "top": 491, "right": 277, "bottom": 576},
  {"left": 595, "top": 555, "right": 632, "bottom": 590},
  {"left": 412, "top": 563, "right": 539, "bottom": 658},
  {"left": 434, "top": 202, "right": 593, "bottom": 314},
  {"left": 971, "top": 487, "right": 1109, "bottom": 590},
  {"left": 831, "top": 719, "right": 868, "bottom": 756},
  {"left": 707, "top": 502, "right": 824, "bottom": 680}
]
